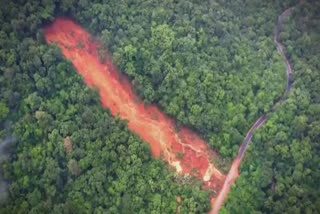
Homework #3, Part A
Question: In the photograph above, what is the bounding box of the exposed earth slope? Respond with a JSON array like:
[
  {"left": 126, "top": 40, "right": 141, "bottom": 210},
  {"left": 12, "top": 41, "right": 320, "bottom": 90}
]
[{"left": 44, "top": 18, "right": 225, "bottom": 194}]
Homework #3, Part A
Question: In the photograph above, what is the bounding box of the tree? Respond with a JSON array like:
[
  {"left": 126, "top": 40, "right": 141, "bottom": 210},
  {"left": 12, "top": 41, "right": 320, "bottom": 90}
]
[
  {"left": 68, "top": 159, "right": 81, "bottom": 177},
  {"left": 0, "top": 102, "right": 9, "bottom": 122}
]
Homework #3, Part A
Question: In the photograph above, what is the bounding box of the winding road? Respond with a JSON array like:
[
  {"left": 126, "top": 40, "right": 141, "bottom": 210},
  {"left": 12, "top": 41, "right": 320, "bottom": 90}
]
[{"left": 210, "top": 1, "right": 303, "bottom": 213}]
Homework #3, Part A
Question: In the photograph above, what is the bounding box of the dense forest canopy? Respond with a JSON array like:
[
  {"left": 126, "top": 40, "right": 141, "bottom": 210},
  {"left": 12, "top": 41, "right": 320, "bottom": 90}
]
[
  {"left": 73, "top": 0, "right": 289, "bottom": 159},
  {"left": 0, "top": 0, "right": 319, "bottom": 213},
  {"left": 223, "top": 1, "right": 320, "bottom": 213}
]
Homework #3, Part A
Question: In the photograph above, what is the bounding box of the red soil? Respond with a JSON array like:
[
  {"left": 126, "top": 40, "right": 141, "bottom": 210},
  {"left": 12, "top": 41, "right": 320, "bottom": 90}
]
[
  {"left": 43, "top": 17, "right": 225, "bottom": 202},
  {"left": 210, "top": 159, "right": 240, "bottom": 214}
]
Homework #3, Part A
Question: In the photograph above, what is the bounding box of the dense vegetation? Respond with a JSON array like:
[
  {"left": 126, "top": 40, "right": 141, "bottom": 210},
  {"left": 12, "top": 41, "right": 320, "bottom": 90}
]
[
  {"left": 0, "top": 1, "right": 210, "bottom": 213},
  {"left": 224, "top": 1, "right": 320, "bottom": 213},
  {"left": 0, "top": 0, "right": 319, "bottom": 213},
  {"left": 72, "top": 0, "right": 289, "bottom": 159}
]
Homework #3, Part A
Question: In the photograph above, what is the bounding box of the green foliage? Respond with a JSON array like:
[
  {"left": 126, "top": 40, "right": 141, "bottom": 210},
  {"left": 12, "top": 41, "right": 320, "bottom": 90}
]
[
  {"left": 224, "top": 1, "right": 320, "bottom": 213},
  {"left": 0, "top": 102, "right": 9, "bottom": 122},
  {"left": 0, "top": 1, "right": 210, "bottom": 213},
  {"left": 0, "top": 0, "right": 319, "bottom": 213},
  {"left": 70, "top": 0, "right": 288, "bottom": 159}
]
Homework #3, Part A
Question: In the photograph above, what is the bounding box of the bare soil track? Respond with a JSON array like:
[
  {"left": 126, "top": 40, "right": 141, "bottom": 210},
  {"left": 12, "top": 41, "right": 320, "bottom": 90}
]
[{"left": 44, "top": 18, "right": 225, "bottom": 196}]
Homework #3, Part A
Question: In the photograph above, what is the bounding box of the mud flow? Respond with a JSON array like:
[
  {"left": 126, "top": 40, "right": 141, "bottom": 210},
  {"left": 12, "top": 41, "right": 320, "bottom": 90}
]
[{"left": 44, "top": 18, "right": 225, "bottom": 202}]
